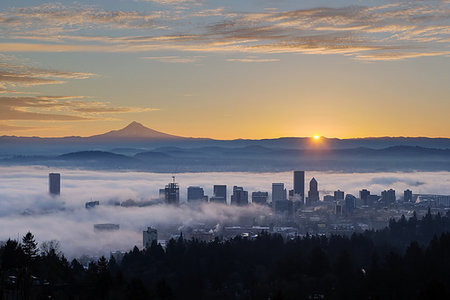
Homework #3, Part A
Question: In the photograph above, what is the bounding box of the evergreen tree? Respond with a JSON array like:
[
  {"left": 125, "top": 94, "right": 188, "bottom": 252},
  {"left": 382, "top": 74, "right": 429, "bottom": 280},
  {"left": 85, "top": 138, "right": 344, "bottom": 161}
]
[{"left": 22, "top": 231, "right": 38, "bottom": 262}]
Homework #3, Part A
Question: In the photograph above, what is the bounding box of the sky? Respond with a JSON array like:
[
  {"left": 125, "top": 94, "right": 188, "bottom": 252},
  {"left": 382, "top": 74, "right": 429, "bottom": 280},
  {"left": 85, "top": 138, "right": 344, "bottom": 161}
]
[
  {"left": 1, "top": 166, "right": 450, "bottom": 257},
  {"left": 0, "top": 0, "right": 449, "bottom": 139}
]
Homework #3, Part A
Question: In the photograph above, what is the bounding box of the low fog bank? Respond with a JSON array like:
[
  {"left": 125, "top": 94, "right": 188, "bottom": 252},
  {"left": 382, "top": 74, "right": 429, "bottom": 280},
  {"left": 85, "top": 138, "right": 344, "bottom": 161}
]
[
  {"left": 0, "top": 204, "right": 268, "bottom": 259},
  {"left": 0, "top": 166, "right": 450, "bottom": 258}
]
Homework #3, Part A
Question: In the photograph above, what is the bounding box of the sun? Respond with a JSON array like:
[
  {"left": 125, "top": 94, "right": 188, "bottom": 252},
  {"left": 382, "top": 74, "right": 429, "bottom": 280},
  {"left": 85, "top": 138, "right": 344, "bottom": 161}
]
[{"left": 313, "top": 135, "right": 321, "bottom": 140}]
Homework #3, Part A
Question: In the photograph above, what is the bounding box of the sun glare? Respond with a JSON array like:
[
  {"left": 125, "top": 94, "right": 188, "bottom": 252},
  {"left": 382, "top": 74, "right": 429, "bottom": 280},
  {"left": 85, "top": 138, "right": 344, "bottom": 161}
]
[{"left": 313, "top": 135, "right": 321, "bottom": 140}]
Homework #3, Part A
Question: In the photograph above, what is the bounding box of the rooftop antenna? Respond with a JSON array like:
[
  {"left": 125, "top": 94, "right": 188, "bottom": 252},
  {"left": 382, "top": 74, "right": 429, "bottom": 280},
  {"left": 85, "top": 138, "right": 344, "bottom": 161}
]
[{"left": 172, "top": 176, "right": 175, "bottom": 183}]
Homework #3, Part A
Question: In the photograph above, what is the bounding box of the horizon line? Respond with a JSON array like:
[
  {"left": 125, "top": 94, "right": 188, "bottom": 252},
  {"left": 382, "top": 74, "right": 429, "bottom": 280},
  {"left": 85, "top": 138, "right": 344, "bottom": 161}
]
[
  {"left": 2, "top": 133, "right": 450, "bottom": 140},
  {"left": 2, "top": 121, "right": 450, "bottom": 140}
]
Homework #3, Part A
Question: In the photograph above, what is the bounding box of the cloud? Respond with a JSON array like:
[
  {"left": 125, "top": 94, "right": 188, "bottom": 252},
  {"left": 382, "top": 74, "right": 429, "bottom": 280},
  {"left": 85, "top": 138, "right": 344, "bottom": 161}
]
[
  {"left": 0, "top": 167, "right": 449, "bottom": 258},
  {"left": 0, "top": 60, "right": 95, "bottom": 93},
  {"left": 0, "top": 96, "right": 88, "bottom": 121},
  {"left": 0, "top": 96, "right": 157, "bottom": 121},
  {"left": 0, "top": 57, "right": 155, "bottom": 128},
  {"left": 355, "top": 50, "right": 450, "bottom": 61},
  {"left": 0, "top": 3, "right": 166, "bottom": 31},
  {"left": 0, "top": 2, "right": 448, "bottom": 60},
  {"left": 369, "top": 177, "right": 425, "bottom": 187},
  {"left": 0, "top": 71, "right": 64, "bottom": 86},
  {"left": 0, "top": 122, "right": 36, "bottom": 131},
  {"left": 141, "top": 55, "right": 202, "bottom": 63},
  {"left": 226, "top": 57, "right": 280, "bottom": 63},
  {"left": 141, "top": 0, "right": 201, "bottom": 4},
  {"left": 72, "top": 107, "right": 157, "bottom": 114}
]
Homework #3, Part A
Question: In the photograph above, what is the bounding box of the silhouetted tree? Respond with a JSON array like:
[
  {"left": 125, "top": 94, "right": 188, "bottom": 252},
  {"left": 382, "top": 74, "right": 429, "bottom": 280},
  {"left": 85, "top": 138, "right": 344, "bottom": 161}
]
[{"left": 22, "top": 232, "right": 38, "bottom": 263}]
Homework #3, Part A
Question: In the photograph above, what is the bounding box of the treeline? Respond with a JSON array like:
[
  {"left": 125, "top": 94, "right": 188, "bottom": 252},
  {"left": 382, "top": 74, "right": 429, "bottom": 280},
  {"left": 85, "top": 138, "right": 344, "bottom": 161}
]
[{"left": 1, "top": 210, "right": 450, "bottom": 299}]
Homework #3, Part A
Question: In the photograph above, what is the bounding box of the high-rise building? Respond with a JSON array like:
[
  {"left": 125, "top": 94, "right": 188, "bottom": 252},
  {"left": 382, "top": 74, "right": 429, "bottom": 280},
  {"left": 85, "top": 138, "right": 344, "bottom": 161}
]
[
  {"left": 159, "top": 189, "right": 165, "bottom": 200},
  {"left": 345, "top": 194, "right": 357, "bottom": 213},
  {"left": 211, "top": 185, "right": 227, "bottom": 204},
  {"left": 187, "top": 186, "right": 205, "bottom": 202},
  {"left": 335, "top": 202, "right": 343, "bottom": 215},
  {"left": 293, "top": 171, "right": 305, "bottom": 201},
  {"left": 323, "top": 195, "right": 334, "bottom": 202},
  {"left": 231, "top": 186, "right": 249, "bottom": 206},
  {"left": 367, "top": 194, "right": 380, "bottom": 206},
  {"left": 334, "top": 190, "right": 344, "bottom": 201},
  {"left": 165, "top": 177, "right": 179, "bottom": 205},
  {"left": 49, "top": 173, "right": 60, "bottom": 195},
  {"left": 404, "top": 189, "right": 413, "bottom": 202},
  {"left": 307, "top": 178, "right": 319, "bottom": 205},
  {"left": 143, "top": 227, "right": 158, "bottom": 249},
  {"left": 360, "top": 189, "right": 370, "bottom": 206},
  {"left": 272, "top": 183, "right": 286, "bottom": 203},
  {"left": 252, "top": 191, "right": 268, "bottom": 205},
  {"left": 381, "top": 189, "right": 396, "bottom": 205},
  {"left": 274, "top": 199, "right": 293, "bottom": 217}
]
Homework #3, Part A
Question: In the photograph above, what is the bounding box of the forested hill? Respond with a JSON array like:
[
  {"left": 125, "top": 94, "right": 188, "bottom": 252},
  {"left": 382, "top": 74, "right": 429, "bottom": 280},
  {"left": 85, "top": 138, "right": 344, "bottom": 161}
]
[{"left": 1, "top": 210, "right": 450, "bottom": 299}]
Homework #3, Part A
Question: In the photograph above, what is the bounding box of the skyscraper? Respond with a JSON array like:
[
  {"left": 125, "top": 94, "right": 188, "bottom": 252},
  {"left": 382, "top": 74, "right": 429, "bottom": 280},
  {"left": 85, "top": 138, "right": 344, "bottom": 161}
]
[
  {"left": 211, "top": 185, "right": 227, "bottom": 204},
  {"left": 252, "top": 191, "right": 269, "bottom": 205},
  {"left": 307, "top": 178, "right": 319, "bottom": 205},
  {"left": 272, "top": 183, "right": 286, "bottom": 203},
  {"left": 360, "top": 189, "right": 370, "bottom": 206},
  {"left": 274, "top": 199, "right": 293, "bottom": 217},
  {"left": 381, "top": 189, "right": 396, "bottom": 205},
  {"left": 293, "top": 171, "right": 305, "bottom": 201},
  {"left": 345, "top": 194, "right": 357, "bottom": 213},
  {"left": 231, "top": 186, "right": 249, "bottom": 206},
  {"left": 334, "top": 190, "right": 344, "bottom": 201},
  {"left": 49, "top": 173, "right": 60, "bottom": 195},
  {"left": 404, "top": 189, "right": 413, "bottom": 202},
  {"left": 367, "top": 194, "right": 380, "bottom": 206},
  {"left": 165, "top": 177, "right": 179, "bottom": 205},
  {"left": 187, "top": 186, "right": 205, "bottom": 202}
]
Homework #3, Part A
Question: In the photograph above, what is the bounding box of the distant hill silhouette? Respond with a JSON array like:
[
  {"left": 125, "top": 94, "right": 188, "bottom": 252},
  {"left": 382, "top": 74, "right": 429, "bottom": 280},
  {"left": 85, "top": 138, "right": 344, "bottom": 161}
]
[
  {"left": 59, "top": 150, "right": 134, "bottom": 161},
  {"left": 1, "top": 122, "right": 450, "bottom": 160},
  {"left": 1, "top": 145, "right": 449, "bottom": 172},
  {"left": 134, "top": 151, "right": 172, "bottom": 159}
]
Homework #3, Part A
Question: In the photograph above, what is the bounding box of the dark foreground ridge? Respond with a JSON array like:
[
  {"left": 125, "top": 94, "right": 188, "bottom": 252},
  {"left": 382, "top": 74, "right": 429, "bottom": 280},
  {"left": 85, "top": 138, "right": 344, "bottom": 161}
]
[{"left": 1, "top": 210, "right": 450, "bottom": 299}]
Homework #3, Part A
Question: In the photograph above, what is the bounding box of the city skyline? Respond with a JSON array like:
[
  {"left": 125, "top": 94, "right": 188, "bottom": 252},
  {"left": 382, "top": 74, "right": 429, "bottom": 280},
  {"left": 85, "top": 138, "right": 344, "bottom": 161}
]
[
  {"left": 43, "top": 169, "right": 448, "bottom": 206},
  {"left": 1, "top": 165, "right": 450, "bottom": 258},
  {"left": 0, "top": 0, "right": 449, "bottom": 139}
]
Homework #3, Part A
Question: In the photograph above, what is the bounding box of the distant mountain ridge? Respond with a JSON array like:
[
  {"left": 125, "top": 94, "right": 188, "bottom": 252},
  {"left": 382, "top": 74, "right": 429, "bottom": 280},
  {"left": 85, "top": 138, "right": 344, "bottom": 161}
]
[{"left": 1, "top": 122, "right": 450, "bottom": 155}]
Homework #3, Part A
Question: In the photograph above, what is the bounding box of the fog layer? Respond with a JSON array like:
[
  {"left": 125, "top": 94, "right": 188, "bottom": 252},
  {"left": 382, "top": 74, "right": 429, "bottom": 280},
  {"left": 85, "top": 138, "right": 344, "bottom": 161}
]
[{"left": 0, "top": 166, "right": 449, "bottom": 258}]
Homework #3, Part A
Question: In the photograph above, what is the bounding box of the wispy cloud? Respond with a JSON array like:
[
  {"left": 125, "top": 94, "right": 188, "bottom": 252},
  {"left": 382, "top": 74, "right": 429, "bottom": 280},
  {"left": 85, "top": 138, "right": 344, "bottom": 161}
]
[
  {"left": 0, "top": 122, "right": 36, "bottom": 132},
  {"left": 355, "top": 50, "right": 450, "bottom": 61},
  {"left": 0, "top": 2, "right": 448, "bottom": 60},
  {"left": 0, "top": 60, "right": 95, "bottom": 92},
  {"left": 140, "top": 0, "right": 201, "bottom": 5},
  {"left": 0, "top": 96, "right": 157, "bottom": 121},
  {"left": 226, "top": 57, "right": 280, "bottom": 63},
  {"left": 142, "top": 55, "right": 202, "bottom": 63}
]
